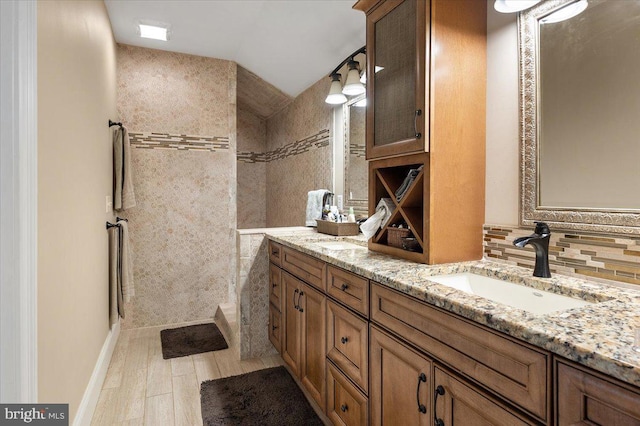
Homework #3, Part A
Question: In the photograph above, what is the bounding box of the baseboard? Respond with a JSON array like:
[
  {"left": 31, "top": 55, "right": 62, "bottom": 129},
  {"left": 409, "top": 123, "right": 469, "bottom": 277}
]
[{"left": 73, "top": 319, "right": 120, "bottom": 426}]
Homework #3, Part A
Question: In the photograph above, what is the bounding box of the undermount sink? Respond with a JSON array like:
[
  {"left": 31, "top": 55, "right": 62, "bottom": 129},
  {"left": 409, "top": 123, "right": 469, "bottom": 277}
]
[
  {"left": 427, "top": 273, "right": 594, "bottom": 315},
  {"left": 314, "top": 241, "right": 366, "bottom": 250}
]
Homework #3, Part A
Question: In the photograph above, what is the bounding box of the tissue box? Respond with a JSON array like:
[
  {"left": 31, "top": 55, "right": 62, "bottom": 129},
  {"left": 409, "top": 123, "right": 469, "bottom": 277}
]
[{"left": 316, "top": 220, "right": 360, "bottom": 236}]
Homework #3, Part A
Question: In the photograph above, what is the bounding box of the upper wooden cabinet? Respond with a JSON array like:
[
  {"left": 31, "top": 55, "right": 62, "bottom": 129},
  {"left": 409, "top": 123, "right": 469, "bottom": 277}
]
[
  {"left": 356, "top": 0, "right": 487, "bottom": 264},
  {"left": 365, "top": 0, "right": 427, "bottom": 159}
]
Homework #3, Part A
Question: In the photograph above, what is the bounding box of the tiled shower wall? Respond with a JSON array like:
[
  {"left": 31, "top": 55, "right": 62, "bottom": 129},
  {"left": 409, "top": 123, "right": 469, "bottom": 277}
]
[
  {"left": 266, "top": 78, "right": 333, "bottom": 227},
  {"left": 484, "top": 225, "right": 640, "bottom": 288},
  {"left": 117, "top": 44, "right": 237, "bottom": 328},
  {"left": 237, "top": 107, "right": 267, "bottom": 229}
]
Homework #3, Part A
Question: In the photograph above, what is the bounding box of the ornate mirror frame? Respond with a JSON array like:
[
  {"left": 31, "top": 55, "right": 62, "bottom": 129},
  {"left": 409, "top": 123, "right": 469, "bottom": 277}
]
[{"left": 519, "top": 0, "right": 640, "bottom": 234}]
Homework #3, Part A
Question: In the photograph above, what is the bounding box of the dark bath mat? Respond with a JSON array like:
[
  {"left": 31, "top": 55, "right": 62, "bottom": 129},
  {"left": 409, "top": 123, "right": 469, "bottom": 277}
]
[
  {"left": 200, "top": 366, "right": 323, "bottom": 426},
  {"left": 160, "top": 323, "right": 228, "bottom": 359}
]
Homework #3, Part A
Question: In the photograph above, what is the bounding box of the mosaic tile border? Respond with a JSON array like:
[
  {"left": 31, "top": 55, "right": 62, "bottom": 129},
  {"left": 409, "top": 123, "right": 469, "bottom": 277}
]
[
  {"left": 129, "top": 132, "right": 229, "bottom": 152},
  {"left": 349, "top": 143, "right": 366, "bottom": 158},
  {"left": 237, "top": 129, "right": 330, "bottom": 164},
  {"left": 484, "top": 224, "right": 640, "bottom": 288}
]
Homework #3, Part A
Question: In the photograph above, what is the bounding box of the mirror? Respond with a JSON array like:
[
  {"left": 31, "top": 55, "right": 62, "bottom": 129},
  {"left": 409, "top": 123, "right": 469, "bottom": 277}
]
[
  {"left": 345, "top": 95, "right": 368, "bottom": 210},
  {"left": 333, "top": 94, "right": 368, "bottom": 215},
  {"left": 519, "top": 0, "right": 640, "bottom": 233}
]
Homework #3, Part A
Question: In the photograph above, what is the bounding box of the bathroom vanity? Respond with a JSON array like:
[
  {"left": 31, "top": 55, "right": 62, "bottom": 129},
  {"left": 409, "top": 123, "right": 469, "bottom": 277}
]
[{"left": 266, "top": 232, "right": 640, "bottom": 426}]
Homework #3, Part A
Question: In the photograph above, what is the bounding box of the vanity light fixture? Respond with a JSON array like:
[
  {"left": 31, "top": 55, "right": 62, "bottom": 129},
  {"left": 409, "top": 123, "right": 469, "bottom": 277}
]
[
  {"left": 137, "top": 22, "right": 170, "bottom": 41},
  {"left": 540, "top": 0, "right": 588, "bottom": 24},
  {"left": 494, "top": 0, "right": 541, "bottom": 13},
  {"left": 325, "top": 74, "right": 348, "bottom": 105},
  {"left": 325, "top": 46, "right": 366, "bottom": 105}
]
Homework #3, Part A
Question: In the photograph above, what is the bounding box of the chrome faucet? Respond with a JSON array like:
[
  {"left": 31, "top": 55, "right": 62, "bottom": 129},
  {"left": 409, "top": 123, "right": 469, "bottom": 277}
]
[{"left": 513, "top": 222, "right": 552, "bottom": 278}]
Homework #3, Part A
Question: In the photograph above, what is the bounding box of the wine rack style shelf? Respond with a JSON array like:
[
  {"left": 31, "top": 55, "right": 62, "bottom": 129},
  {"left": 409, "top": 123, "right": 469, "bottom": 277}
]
[{"left": 369, "top": 153, "right": 429, "bottom": 263}]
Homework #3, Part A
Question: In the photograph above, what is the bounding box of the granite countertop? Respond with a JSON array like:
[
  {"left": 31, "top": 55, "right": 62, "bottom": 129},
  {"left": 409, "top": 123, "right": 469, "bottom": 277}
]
[{"left": 266, "top": 229, "right": 640, "bottom": 388}]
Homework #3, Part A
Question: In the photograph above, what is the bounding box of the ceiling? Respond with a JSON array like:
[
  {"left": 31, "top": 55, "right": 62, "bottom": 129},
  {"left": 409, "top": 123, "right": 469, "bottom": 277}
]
[{"left": 104, "top": 0, "right": 366, "bottom": 98}]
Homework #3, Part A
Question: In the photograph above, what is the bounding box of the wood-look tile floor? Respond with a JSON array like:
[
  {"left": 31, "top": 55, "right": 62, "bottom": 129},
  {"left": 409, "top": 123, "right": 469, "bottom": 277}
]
[{"left": 91, "top": 323, "right": 283, "bottom": 426}]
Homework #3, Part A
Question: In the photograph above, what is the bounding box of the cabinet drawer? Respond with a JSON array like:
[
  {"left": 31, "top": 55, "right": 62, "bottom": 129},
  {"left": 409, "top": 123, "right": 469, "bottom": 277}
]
[
  {"left": 268, "top": 303, "right": 282, "bottom": 354},
  {"left": 327, "top": 361, "right": 369, "bottom": 426},
  {"left": 327, "top": 265, "right": 369, "bottom": 317},
  {"left": 327, "top": 301, "right": 369, "bottom": 393},
  {"left": 556, "top": 359, "right": 640, "bottom": 425},
  {"left": 268, "top": 263, "right": 282, "bottom": 311},
  {"left": 371, "top": 283, "right": 550, "bottom": 422},
  {"left": 268, "top": 241, "right": 282, "bottom": 266},
  {"left": 282, "top": 246, "right": 326, "bottom": 291}
]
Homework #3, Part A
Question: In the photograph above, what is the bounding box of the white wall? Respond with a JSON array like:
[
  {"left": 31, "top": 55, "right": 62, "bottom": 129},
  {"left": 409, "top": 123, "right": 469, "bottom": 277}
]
[
  {"left": 485, "top": 2, "right": 520, "bottom": 226},
  {"left": 37, "top": 1, "right": 117, "bottom": 420}
]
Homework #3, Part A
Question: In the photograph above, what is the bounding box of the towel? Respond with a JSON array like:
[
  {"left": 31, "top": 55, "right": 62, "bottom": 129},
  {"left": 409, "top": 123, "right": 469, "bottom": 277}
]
[
  {"left": 395, "top": 165, "right": 424, "bottom": 202},
  {"left": 118, "top": 219, "right": 135, "bottom": 303},
  {"left": 108, "top": 226, "right": 123, "bottom": 324},
  {"left": 306, "top": 189, "right": 330, "bottom": 227},
  {"left": 113, "top": 126, "right": 136, "bottom": 211},
  {"left": 360, "top": 198, "right": 395, "bottom": 239}
]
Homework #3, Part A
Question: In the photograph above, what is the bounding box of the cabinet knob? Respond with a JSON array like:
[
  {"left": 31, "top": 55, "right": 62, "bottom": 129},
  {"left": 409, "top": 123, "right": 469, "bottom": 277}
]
[
  {"left": 271, "top": 249, "right": 278, "bottom": 255},
  {"left": 340, "top": 283, "right": 348, "bottom": 291},
  {"left": 272, "top": 325, "right": 278, "bottom": 331},
  {"left": 272, "top": 282, "right": 277, "bottom": 288},
  {"left": 340, "top": 404, "right": 348, "bottom": 413},
  {"left": 341, "top": 336, "right": 348, "bottom": 344}
]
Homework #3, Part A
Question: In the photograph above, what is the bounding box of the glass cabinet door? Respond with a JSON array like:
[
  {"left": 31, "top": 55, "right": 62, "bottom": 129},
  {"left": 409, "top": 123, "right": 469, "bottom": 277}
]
[{"left": 367, "top": 0, "right": 427, "bottom": 159}]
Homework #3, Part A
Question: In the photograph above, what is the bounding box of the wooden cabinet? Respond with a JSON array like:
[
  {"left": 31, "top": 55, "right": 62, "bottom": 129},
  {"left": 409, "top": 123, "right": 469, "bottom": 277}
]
[
  {"left": 281, "top": 271, "right": 326, "bottom": 411},
  {"left": 355, "top": 0, "right": 487, "bottom": 264},
  {"left": 364, "top": 0, "right": 427, "bottom": 160},
  {"left": 370, "top": 282, "right": 550, "bottom": 423},
  {"left": 326, "top": 265, "right": 370, "bottom": 317},
  {"left": 327, "top": 361, "right": 369, "bottom": 426},
  {"left": 282, "top": 246, "right": 326, "bottom": 291},
  {"left": 556, "top": 359, "right": 640, "bottom": 425},
  {"left": 268, "top": 263, "right": 282, "bottom": 310},
  {"left": 268, "top": 303, "right": 282, "bottom": 353},
  {"left": 269, "top": 240, "right": 282, "bottom": 266},
  {"left": 433, "top": 366, "right": 535, "bottom": 426},
  {"left": 369, "top": 326, "right": 432, "bottom": 426},
  {"left": 327, "top": 301, "right": 369, "bottom": 393}
]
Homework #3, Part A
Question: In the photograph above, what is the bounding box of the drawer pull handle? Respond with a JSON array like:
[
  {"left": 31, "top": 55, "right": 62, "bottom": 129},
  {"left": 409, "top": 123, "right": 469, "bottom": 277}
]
[
  {"left": 272, "top": 282, "right": 277, "bottom": 288},
  {"left": 414, "top": 109, "right": 422, "bottom": 139},
  {"left": 416, "top": 372, "right": 427, "bottom": 414},
  {"left": 434, "top": 385, "right": 445, "bottom": 426},
  {"left": 341, "top": 283, "right": 348, "bottom": 291},
  {"left": 272, "top": 325, "right": 278, "bottom": 331},
  {"left": 271, "top": 249, "right": 278, "bottom": 256},
  {"left": 341, "top": 336, "right": 348, "bottom": 344},
  {"left": 293, "top": 288, "right": 299, "bottom": 309},
  {"left": 340, "top": 404, "right": 348, "bottom": 413},
  {"left": 297, "top": 291, "right": 304, "bottom": 313}
]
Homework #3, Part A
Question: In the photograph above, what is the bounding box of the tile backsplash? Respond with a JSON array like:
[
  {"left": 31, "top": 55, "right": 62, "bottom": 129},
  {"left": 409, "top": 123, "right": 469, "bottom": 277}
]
[{"left": 484, "top": 225, "right": 640, "bottom": 288}]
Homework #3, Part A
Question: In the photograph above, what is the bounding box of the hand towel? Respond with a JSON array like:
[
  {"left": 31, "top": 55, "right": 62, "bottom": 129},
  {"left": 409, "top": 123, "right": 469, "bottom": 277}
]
[
  {"left": 118, "top": 219, "right": 135, "bottom": 303},
  {"left": 114, "top": 126, "right": 136, "bottom": 211},
  {"left": 395, "top": 165, "right": 424, "bottom": 202},
  {"left": 360, "top": 198, "right": 395, "bottom": 239},
  {"left": 108, "top": 226, "right": 123, "bottom": 324},
  {"left": 306, "top": 189, "right": 330, "bottom": 227}
]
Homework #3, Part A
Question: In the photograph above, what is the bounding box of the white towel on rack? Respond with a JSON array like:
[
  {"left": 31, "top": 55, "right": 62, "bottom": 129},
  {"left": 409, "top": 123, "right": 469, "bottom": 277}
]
[
  {"left": 118, "top": 219, "right": 135, "bottom": 303},
  {"left": 108, "top": 227, "right": 120, "bottom": 326},
  {"left": 114, "top": 125, "right": 136, "bottom": 211},
  {"left": 306, "top": 189, "right": 330, "bottom": 227}
]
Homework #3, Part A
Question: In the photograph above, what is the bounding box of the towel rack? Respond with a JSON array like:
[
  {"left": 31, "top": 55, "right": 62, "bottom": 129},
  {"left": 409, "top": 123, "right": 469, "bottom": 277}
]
[
  {"left": 106, "top": 217, "right": 129, "bottom": 230},
  {"left": 109, "top": 119, "right": 123, "bottom": 128}
]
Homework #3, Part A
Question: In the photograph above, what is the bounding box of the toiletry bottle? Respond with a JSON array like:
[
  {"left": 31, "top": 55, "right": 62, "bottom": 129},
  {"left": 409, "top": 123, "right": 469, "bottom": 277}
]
[
  {"left": 347, "top": 207, "right": 356, "bottom": 223},
  {"left": 322, "top": 204, "right": 330, "bottom": 220}
]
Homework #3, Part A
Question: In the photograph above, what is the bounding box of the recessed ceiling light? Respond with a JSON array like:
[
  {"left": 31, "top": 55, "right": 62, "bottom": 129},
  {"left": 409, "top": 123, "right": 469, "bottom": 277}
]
[{"left": 138, "top": 23, "right": 169, "bottom": 41}]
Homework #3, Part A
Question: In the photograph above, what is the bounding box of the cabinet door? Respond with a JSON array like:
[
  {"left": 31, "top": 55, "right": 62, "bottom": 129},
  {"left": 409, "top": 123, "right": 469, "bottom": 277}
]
[
  {"left": 327, "top": 361, "right": 369, "bottom": 426},
  {"left": 556, "top": 360, "right": 640, "bottom": 425},
  {"left": 366, "top": 0, "right": 427, "bottom": 159},
  {"left": 268, "top": 263, "right": 282, "bottom": 310},
  {"left": 281, "top": 272, "right": 301, "bottom": 376},
  {"left": 370, "top": 326, "right": 432, "bottom": 426},
  {"left": 268, "top": 303, "right": 282, "bottom": 354},
  {"left": 299, "top": 282, "right": 327, "bottom": 411},
  {"left": 433, "top": 366, "right": 534, "bottom": 426}
]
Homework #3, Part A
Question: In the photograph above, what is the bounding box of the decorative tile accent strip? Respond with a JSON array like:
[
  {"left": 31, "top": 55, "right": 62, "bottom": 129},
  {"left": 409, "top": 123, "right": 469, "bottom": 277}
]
[
  {"left": 237, "top": 129, "right": 330, "bottom": 163},
  {"left": 129, "top": 132, "right": 229, "bottom": 152},
  {"left": 484, "top": 224, "right": 640, "bottom": 287},
  {"left": 349, "top": 143, "right": 366, "bottom": 158}
]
